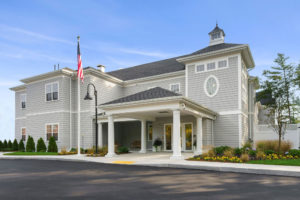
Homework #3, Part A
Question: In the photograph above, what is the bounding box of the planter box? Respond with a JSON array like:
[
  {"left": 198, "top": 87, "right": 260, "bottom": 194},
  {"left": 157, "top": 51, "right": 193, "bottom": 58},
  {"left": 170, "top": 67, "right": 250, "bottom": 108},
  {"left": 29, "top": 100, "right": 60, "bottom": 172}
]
[{"left": 152, "top": 146, "right": 162, "bottom": 152}]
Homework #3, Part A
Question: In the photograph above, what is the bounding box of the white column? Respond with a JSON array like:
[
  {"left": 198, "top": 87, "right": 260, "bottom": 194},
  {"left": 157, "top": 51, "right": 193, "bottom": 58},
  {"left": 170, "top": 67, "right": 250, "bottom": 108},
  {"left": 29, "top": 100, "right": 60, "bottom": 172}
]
[
  {"left": 170, "top": 110, "right": 183, "bottom": 160},
  {"left": 98, "top": 122, "right": 103, "bottom": 148},
  {"left": 139, "top": 119, "right": 147, "bottom": 153},
  {"left": 195, "top": 117, "right": 203, "bottom": 155},
  {"left": 105, "top": 115, "right": 116, "bottom": 157}
]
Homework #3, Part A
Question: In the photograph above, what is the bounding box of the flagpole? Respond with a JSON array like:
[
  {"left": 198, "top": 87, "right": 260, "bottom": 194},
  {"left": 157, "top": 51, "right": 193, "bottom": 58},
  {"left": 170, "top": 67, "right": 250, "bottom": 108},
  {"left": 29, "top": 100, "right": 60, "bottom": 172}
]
[{"left": 77, "top": 36, "right": 81, "bottom": 155}]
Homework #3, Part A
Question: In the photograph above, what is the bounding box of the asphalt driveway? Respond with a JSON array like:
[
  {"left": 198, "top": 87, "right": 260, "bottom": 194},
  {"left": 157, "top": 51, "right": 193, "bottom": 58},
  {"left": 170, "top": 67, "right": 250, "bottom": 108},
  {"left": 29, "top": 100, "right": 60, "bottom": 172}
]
[{"left": 0, "top": 159, "right": 300, "bottom": 200}]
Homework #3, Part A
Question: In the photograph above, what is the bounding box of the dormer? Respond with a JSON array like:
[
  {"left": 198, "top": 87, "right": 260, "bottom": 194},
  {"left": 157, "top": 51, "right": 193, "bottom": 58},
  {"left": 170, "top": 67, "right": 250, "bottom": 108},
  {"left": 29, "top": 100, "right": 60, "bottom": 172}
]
[{"left": 209, "top": 23, "right": 225, "bottom": 46}]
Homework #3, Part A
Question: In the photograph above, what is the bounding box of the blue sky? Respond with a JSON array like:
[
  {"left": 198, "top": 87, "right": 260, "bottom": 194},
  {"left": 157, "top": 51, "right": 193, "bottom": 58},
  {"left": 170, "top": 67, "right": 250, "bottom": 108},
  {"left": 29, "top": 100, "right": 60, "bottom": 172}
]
[{"left": 0, "top": 0, "right": 300, "bottom": 140}]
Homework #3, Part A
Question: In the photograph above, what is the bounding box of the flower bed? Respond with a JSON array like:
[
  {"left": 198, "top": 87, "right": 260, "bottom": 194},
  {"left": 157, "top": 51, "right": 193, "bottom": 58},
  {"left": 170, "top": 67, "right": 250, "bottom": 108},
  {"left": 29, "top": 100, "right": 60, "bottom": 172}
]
[{"left": 189, "top": 156, "right": 242, "bottom": 163}]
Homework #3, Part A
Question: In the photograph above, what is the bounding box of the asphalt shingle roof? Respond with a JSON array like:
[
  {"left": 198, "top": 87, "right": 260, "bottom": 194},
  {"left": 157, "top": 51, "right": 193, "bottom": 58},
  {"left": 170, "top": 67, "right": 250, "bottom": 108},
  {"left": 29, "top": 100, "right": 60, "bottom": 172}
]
[
  {"left": 101, "top": 87, "right": 181, "bottom": 105},
  {"left": 107, "top": 43, "right": 244, "bottom": 81}
]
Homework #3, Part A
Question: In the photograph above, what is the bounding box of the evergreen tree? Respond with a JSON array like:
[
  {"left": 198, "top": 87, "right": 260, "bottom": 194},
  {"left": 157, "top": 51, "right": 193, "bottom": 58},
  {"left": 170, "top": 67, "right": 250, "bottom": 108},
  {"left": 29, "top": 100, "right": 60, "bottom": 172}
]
[
  {"left": 0, "top": 141, "right": 3, "bottom": 151},
  {"left": 47, "top": 136, "right": 58, "bottom": 153},
  {"left": 8, "top": 140, "right": 12, "bottom": 149},
  {"left": 12, "top": 139, "right": 18, "bottom": 151},
  {"left": 36, "top": 138, "right": 47, "bottom": 152},
  {"left": 26, "top": 136, "right": 35, "bottom": 152},
  {"left": 3, "top": 140, "right": 8, "bottom": 148},
  {"left": 18, "top": 140, "right": 25, "bottom": 152}
]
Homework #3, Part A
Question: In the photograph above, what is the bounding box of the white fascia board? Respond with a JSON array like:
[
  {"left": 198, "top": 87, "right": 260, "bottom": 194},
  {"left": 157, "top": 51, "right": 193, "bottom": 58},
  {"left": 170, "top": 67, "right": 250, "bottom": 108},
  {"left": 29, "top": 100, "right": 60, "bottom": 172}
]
[
  {"left": 84, "top": 68, "right": 123, "bottom": 85},
  {"left": 180, "top": 97, "right": 218, "bottom": 116},
  {"left": 10, "top": 84, "right": 26, "bottom": 91},
  {"left": 176, "top": 45, "right": 248, "bottom": 64}
]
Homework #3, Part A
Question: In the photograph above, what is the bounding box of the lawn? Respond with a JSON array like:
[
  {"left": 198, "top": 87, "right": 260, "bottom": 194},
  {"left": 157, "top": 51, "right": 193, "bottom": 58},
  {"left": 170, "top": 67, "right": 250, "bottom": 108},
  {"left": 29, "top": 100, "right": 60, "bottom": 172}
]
[
  {"left": 4, "top": 152, "right": 58, "bottom": 156},
  {"left": 247, "top": 159, "right": 300, "bottom": 166}
]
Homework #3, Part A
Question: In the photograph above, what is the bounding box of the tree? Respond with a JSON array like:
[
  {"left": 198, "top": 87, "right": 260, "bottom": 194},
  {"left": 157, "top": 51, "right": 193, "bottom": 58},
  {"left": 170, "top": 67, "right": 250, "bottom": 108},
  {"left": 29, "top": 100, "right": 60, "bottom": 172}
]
[
  {"left": 19, "top": 140, "right": 25, "bottom": 152},
  {"left": 3, "top": 140, "right": 8, "bottom": 149},
  {"left": 12, "top": 139, "right": 18, "bottom": 151},
  {"left": 295, "top": 64, "right": 300, "bottom": 88},
  {"left": 8, "top": 140, "right": 12, "bottom": 149},
  {"left": 47, "top": 136, "right": 58, "bottom": 153},
  {"left": 26, "top": 136, "right": 35, "bottom": 152},
  {"left": 36, "top": 138, "right": 47, "bottom": 152},
  {"left": 0, "top": 141, "right": 3, "bottom": 151},
  {"left": 262, "top": 53, "right": 295, "bottom": 123}
]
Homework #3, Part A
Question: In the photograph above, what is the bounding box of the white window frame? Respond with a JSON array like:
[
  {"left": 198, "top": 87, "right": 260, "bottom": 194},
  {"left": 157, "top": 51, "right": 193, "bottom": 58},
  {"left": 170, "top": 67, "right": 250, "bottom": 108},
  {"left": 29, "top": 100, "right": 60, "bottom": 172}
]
[
  {"left": 20, "top": 94, "right": 26, "bottom": 109},
  {"left": 218, "top": 60, "right": 227, "bottom": 68},
  {"left": 206, "top": 62, "right": 216, "bottom": 71},
  {"left": 195, "top": 64, "right": 205, "bottom": 73},
  {"left": 169, "top": 83, "right": 180, "bottom": 93},
  {"left": 21, "top": 127, "right": 26, "bottom": 141},
  {"left": 45, "top": 123, "right": 59, "bottom": 141},
  {"left": 204, "top": 75, "right": 220, "bottom": 98},
  {"left": 194, "top": 57, "right": 229, "bottom": 74},
  {"left": 45, "top": 82, "right": 59, "bottom": 102}
]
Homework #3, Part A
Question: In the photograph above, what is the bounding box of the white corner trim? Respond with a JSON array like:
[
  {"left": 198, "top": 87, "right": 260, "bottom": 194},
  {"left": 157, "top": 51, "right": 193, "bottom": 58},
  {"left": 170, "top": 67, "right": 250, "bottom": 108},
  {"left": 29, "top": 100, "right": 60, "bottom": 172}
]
[
  {"left": 185, "top": 64, "right": 188, "bottom": 97},
  {"left": 204, "top": 75, "right": 219, "bottom": 98}
]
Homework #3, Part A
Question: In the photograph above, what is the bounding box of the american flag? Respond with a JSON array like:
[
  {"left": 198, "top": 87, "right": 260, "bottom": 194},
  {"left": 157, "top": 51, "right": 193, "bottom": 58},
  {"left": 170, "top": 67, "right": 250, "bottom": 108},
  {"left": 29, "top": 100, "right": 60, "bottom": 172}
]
[{"left": 77, "top": 36, "right": 83, "bottom": 82}]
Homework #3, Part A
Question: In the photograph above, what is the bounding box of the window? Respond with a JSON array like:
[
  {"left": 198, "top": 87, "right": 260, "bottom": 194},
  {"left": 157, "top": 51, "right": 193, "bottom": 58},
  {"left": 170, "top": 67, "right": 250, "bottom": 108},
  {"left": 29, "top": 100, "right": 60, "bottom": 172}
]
[
  {"left": 204, "top": 75, "right": 219, "bottom": 97},
  {"left": 196, "top": 64, "right": 205, "bottom": 72},
  {"left": 21, "top": 128, "right": 26, "bottom": 141},
  {"left": 218, "top": 60, "right": 227, "bottom": 68},
  {"left": 207, "top": 62, "right": 216, "bottom": 71},
  {"left": 170, "top": 83, "right": 180, "bottom": 93},
  {"left": 46, "top": 124, "right": 59, "bottom": 141},
  {"left": 46, "top": 82, "right": 59, "bottom": 101},
  {"left": 211, "top": 32, "right": 221, "bottom": 40},
  {"left": 148, "top": 122, "right": 153, "bottom": 141},
  {"left": 21, "top": 94, "right": 26, "bottom": 109}
]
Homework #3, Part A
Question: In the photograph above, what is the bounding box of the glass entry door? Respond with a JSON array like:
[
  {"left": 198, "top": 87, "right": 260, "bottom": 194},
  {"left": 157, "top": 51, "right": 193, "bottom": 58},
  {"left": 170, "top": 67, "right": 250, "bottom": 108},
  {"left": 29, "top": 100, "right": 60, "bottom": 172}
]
[
  {"left": 165, "top": 124, "right": 172, "bottom": 150},
  {"left": 164, "top": 123, "right": 193, "bottom": 151}
]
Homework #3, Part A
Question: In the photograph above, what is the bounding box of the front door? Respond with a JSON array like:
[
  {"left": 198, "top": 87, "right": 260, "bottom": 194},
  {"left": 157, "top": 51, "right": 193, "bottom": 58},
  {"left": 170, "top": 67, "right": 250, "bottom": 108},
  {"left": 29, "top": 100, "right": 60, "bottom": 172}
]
[{"left": 164, "top": 123, "right": 193, "bottom": 151}]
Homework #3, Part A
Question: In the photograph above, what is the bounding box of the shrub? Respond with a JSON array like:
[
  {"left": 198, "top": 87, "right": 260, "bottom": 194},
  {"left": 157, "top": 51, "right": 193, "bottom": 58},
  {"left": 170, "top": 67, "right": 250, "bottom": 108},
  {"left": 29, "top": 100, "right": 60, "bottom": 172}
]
[
  {"left": 60, "top": 147, "right": 68, "bottom": 155},
  {"left": 117, "top": 146, "right": 129, "bottom": 154},
  {"left": 208, "top": 149, "right": 216, "bottom": 157},
  {"left": 36, "top": 138, "right": 47, "bottom": 152},
  {"left": 249, "top": 150, "right": 257, "bottom": 157},
  {"left": 256, "top": 151, "right": 266, "bottom": 160},
  {"left": 264, "top": 150, "right": 275, "bottom": 155},
  {"left": 234, "top": 148, "right": 242, "bottom": 157},
  {"left": 240, "top": 153, "right": 249, "bottom": 162},
  {"left": 223, "top": 149, "right": 234, "bottom": 158},
  {"left": 0, "top": 140, "right": 3, "bottom": 151},
  {"left": 3, "top": 140, "right": 8, "bottom": 148},
  {"left": 288, "top": 149, "right": 300, "bottom": 157},
  {"left": 18, "top": 140, "right": 25, "bottom": 152},
  {"left": 214, "top": 146, "right": 231, "bottom": 156},
  {"left": 26, "top": 136, "right": 35, "bottom": 152},
  {"left": 243, "top": 139, "right": 253, "bottom": 149},
  {"left": 8, "top": 140, "right": 12, "bottom": 148},
  {"left": 153, "top": 138, "right": 162, "bottom": 147},
  {"left": 256, "top": 140, "right": 292, "bottom": 153},
  {"left": 12, "top": 139, "right": 18, "bottom": 151},
  {"left": 47, "top": 136, "right": 58, "bottom": 152}
]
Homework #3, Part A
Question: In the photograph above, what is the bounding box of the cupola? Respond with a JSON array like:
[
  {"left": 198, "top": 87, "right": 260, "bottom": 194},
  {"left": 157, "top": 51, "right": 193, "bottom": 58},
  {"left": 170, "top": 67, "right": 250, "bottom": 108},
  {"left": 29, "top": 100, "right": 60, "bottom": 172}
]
[{"left": 208, "top": 23, "right": 225, "bottom": 46}]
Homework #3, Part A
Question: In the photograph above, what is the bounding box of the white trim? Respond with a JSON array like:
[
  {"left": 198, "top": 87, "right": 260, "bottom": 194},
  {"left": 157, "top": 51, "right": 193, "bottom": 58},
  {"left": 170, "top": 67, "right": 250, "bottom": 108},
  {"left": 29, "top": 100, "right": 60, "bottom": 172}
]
[
  {"left": 219, "top": 110, "right": 248, "bottom": 118},
  {"left": 204, "top": 75, "right": 219, "bottom": 98},
  {"left": 169, "top": 83, "right": 180, "bottom": 93},
  {"left": 185, "top": 64, "right": 188, "bottom": 97},
  {"left": 21, "top": 110, "right": 91, "bottom": 117},
  {"left": 98, "top": 118, "right": 137, "bottom": 123},
  {"left": 16, "top": 116, "right": 27, "bottom": 120},
  {"left": 45, "top": 81, "right": 59, "bottom": 102},
  {"left": 69, "top": 77, "right": 72, "bottom": 150},
  {"left": 23, "top": 74, "right": 69, "bottom": 85},
  {"left": 126, "top": 74, "right": 185, "bottom": 87},
  {"left": 45, "top": 123, "right": 59, "bottom": 142},
  {"left": 194, "top": 56, "right": 230, "bottom": 74}
]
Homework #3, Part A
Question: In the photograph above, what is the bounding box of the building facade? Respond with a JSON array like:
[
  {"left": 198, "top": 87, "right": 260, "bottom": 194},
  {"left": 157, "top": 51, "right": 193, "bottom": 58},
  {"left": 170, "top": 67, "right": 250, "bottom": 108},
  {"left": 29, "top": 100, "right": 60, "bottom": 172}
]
[{"left": 10, "top": 25, "right": 256, "bottom": 158}]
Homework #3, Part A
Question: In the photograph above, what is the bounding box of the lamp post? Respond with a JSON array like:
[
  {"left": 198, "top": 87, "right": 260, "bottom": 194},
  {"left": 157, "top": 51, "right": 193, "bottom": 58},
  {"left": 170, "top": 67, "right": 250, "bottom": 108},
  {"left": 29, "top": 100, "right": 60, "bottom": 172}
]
[{"left": 84, "top": 83, "right": 98, "bottom": 154}]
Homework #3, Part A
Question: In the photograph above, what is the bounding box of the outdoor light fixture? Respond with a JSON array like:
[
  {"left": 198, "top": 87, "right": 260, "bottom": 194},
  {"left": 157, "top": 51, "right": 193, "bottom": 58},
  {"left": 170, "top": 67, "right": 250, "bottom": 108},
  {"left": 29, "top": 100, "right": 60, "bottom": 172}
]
[{"left": 84, "top": 83, "right": 98, "bottom": 154}]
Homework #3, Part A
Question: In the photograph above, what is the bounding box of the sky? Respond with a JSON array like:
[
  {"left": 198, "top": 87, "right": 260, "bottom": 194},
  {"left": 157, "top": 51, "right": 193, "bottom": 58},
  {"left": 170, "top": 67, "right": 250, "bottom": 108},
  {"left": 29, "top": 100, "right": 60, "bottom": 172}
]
[{"left": 0, "top": 0, "right": 300, "bottom": 140}]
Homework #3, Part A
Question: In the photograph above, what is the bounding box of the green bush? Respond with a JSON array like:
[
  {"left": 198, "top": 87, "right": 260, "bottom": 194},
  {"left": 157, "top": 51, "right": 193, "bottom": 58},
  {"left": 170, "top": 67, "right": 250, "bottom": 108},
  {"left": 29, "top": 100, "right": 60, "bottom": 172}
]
[
  {"left": 47, "top": 136, "right": 58, "bottom": 153},
  {"left": 8, "top": 140, "right": 12, "bottom": 148},
  {"left": 36, "top": 138, "right": 47, "bottom": 152},
  {"left": 117, "top": 146, "right": 129, "bottom": 154},
  {"left": 288, "top": 149, "right": 300, "bottom": 157},
  {"left": 26, "top": 136, "right": 35, "bottom": 152},
  {"left": 249, "top": 150, "right": 257, "bottom": 157},
  {"left": 234, "top": 148, "right": 242, "bottom": 157},
  {"left": 264, "top": 150, "right": 275, "bottom": 155},
  {"left": 18, "top": 140, "right": 25, "bottom": 152},
  {"left": 0, "top": 140, "right": 3, "bottom": 151},
  {"left": 12, "top": 139, "right": 18, "bottom": 151},
  {"left": 214, "top": 146, "right": 231, "bottom": 156},
  {"left": 3, "top": 140, "right": 8, "bottom": 148}
]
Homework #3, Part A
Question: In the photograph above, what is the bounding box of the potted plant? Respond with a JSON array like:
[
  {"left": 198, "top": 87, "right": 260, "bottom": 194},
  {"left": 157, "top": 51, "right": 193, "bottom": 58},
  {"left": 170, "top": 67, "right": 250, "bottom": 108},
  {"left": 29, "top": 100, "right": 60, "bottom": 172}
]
[{"left": 152, "top": 138, "right": 162, "bottom": 152}]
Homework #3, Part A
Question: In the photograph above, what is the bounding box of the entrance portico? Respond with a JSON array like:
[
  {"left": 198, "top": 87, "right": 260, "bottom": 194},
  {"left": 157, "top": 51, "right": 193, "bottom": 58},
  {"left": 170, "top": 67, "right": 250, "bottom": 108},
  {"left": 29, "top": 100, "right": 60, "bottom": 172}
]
[{"left": 98, "top": 87, "right": 217, "bottom": 159}]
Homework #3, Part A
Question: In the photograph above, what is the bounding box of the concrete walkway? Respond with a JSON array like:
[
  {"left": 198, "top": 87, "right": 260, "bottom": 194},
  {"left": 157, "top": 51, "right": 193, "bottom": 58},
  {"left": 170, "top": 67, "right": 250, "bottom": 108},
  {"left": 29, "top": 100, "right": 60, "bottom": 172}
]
[{"left": 1, "top": 152, "right": 300, "bottom": 177}]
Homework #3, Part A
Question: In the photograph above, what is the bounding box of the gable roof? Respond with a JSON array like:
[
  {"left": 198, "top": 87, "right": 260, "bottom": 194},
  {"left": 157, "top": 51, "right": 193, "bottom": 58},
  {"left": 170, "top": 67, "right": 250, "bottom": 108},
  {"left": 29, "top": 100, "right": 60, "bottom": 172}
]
[
  {"left": 101, "top": 87, "right": 181, "bottom": 105},
  {"left": 107, "top": 43, "right": 244, "bottom": 81}
]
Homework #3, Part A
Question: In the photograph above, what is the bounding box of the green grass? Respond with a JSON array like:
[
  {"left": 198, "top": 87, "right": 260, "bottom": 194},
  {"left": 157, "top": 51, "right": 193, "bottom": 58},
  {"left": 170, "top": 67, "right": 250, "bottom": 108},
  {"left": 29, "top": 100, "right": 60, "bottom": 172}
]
[
  {"left": 4, "top": 152, "right": 58, "bottom": 156},
  {"left": 247, "top": 159, "right": 300, "bottom": 166}
]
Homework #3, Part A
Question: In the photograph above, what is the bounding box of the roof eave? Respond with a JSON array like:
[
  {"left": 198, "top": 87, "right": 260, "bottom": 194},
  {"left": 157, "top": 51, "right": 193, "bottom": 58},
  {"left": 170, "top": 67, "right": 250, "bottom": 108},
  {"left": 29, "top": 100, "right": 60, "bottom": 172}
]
[
  {"left": 10, "top": 84, "right": 26, "bottom": 91},
  {"left": 84, "top": 68, "right": 123, "bottom": 84}
]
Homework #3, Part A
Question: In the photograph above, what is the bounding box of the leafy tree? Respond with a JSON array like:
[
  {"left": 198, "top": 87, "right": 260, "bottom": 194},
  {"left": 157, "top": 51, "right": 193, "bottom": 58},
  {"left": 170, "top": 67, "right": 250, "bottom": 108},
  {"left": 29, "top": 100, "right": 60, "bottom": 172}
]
[
  {"left": 295, "top": 64, "right": 300, "bottom": 88},
  {"left": 0, "top": 141, "right": 3, "bottom": 151},
  {"left": 47, "top": 136, "right": 58, "bottom": 153},
  {"left": 18, "top": 140, "right": 25, "bottom": 152},
  {"left": 26, "top": 136, "right": 35, "bottom": 152},
  {"left": 262, "top": 53, "right": 295, "bottom": 123},
  {"left": 12, "top": 139, "right": 18, "bottom": 151},
  {"left": 36, "top": 138, "right": 47, "bottom": 152},
  {"left": 8, "top": 140, "right": 12, "bottom": 149},
  {"left": 3, "top": 140, "right": 8, "bottom": 148}
]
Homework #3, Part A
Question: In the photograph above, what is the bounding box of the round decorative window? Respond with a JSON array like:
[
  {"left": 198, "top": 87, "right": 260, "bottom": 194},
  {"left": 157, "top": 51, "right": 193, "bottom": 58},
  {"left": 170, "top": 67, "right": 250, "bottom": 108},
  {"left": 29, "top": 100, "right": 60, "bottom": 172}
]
[{"left": 204, "top": 75, "right": 219, "bottom": 97}]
